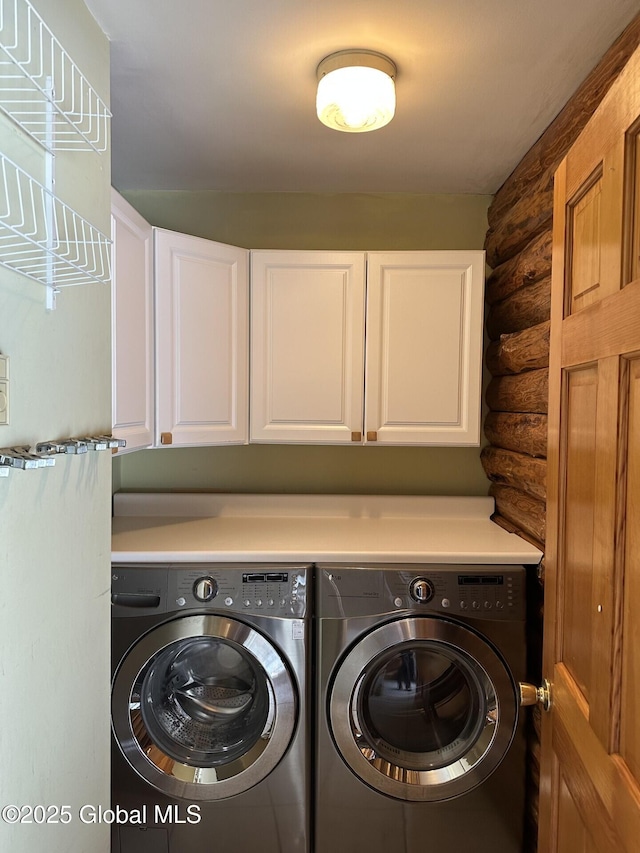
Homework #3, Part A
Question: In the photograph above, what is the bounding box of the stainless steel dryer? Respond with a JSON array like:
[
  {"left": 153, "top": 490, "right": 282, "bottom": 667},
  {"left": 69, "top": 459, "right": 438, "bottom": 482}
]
[
  {"left": 315, "top": 563, "right": 529, "bottom": 853},
  {"left": 111, "top": 563, "right": 310, "bottom": 853}
]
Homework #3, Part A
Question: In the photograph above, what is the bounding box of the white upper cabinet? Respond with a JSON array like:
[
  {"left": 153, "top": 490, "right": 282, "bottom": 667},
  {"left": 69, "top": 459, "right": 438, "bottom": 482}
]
[
  {"left": 111, "top": 189, "right": 154, "bottom": 453},
  {"left": 365, "top": 252, "right": 485, "bottom": 446},
  {"left": 251, "top": 251, "right": 366, "bottom": 443},
  {"left": 251, "top": 250, "right": 485, "bottom": 446},
  {"left": 155, "top": 230, "right": 249, "bottom": 447},
  {"left": 113, "top": 230, "right": 483, "bottom": 451}
]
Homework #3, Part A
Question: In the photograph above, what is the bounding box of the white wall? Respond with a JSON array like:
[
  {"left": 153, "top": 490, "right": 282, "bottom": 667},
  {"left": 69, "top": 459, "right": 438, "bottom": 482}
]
[{"left": 0, "top": 2, "right": 112, "bottom": 851}]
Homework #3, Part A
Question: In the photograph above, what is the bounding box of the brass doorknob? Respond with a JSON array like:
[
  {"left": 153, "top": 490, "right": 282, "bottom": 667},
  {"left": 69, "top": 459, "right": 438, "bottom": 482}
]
[{"left": 519, "top": 679, "right": 552, "bottom": 712}]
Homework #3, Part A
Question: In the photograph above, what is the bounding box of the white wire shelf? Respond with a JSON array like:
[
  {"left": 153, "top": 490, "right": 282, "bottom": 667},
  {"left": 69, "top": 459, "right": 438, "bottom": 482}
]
[
  {"left": 0, "top": 0, "right": 111, "bottom": 153},
  {"left": 0, "top": 152, "right": 111, "bottom": 288}
]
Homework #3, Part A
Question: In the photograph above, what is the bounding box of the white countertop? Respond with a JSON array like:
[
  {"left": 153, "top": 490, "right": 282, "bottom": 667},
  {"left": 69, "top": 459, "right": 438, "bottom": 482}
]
[{"left": 111, "top": 493, "right": 542, "bottom": 565}]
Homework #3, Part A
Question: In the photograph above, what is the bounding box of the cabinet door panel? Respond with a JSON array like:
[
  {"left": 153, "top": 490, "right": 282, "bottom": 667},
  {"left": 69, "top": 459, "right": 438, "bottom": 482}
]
[
  {"left": 365, "top": 252, "right": 485, "bottom": 445},
  {"left": 111, "top": 190, "right": 154, "bottom": 452},
  {"left": 155, "top": 230, "right": 248, "bottom": 446},
  {"left": 251, "top": 251, "right": 366, "bottom": 443}
]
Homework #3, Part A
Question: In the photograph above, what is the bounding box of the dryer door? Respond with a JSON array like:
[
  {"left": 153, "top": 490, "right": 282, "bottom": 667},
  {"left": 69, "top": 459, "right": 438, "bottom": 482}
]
[
  {"left": 329, "top": 617, "right": 518, "bottom": 801},
  {"left": 112, "top": 614, "right": 296, "bottom": 800}
]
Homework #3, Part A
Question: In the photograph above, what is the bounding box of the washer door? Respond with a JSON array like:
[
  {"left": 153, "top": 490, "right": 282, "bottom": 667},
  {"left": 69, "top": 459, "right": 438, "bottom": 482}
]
[
  {"left": 329, "top": 617, "right": 518, "bottom": 802},
  {"left": 112, "top": 614, "right": 297, "bottom": 800}
]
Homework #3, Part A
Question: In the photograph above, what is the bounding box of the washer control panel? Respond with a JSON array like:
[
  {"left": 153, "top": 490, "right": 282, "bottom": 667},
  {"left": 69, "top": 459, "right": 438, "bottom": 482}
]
[
  {"left": 111, "top": 564, "right": 309, "bottom": 618},
  {"left": 401, "top": 570, "right": 521, "bottom": 617},
  {"left": 317, "top": 563, "right": 526, "bottom": 621},
  {"left": 239, "top": 570, "right": 305, "bottom": 614}
]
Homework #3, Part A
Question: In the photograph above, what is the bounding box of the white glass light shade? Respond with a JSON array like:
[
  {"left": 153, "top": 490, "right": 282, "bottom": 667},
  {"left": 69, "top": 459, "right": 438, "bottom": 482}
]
[{"left": 316, "top": 50, "right": 396, "bottom": 133}]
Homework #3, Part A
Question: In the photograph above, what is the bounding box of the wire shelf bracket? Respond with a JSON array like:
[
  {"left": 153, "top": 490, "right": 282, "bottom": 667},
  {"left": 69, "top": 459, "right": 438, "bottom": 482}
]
[{"left": 0, "top": 0, "right": 111, "bottom": 153}]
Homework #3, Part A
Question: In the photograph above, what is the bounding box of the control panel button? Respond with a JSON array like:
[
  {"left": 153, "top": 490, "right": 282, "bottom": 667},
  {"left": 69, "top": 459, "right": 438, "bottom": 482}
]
[
  {"left": 224, "top": 597, "right": 233, "bottom": 606},
  {"left": 244, "top": 599, "right": 251, "bottom": 607},
  {"left": 176, "top": 597, "right": 186, "bottom": 607},
  {"left": 268, "top": 599, "right": 275, "bottom": 607},
  {"left": 193, "top": 576, "right": 218, "bottom": 602},
  {"left": 256, "top": 599, "right": 263, "bottom": 607},
  {"left": 394, "top": 597, "right": 403, "bottom": 608},
  {"left": 471, "top": 601, "right": 481, "bottom": 610},
  {"left": 441, "top": 598, "right": 450, "bottom": 608},
  {"left": 460, "top": 600, "right": 468, "bottom": 610},
  {"left": 409, "top": 578, "right": 435, "bottom": 604}
]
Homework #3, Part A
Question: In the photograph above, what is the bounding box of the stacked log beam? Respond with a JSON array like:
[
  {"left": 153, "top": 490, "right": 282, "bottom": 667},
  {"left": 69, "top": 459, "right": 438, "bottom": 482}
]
[
  {"left": 486, "top": 368, "right": 549, "bottom": 414},
  {"left": 481, "top": 15, "right": 640, "bottom": 851},
  {"left": 486, "top": 277, "right": 551, "bottom": 339},
  {"left": 486, "top": 322, "right": 550, "bottom": 375},
  {"left": 480, "top": 447, "right": 546, "bottom": 501}
]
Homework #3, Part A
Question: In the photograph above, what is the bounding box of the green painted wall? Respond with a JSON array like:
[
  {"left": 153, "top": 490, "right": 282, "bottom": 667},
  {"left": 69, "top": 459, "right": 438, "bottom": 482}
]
[
  {"left": 115, "top": 191, "right": 492, "bottom": 496},
  {"left": 117, "top": 444, "right": 488, "bottom": 495},
  {"left": 120, "top": 190, "right": 491, "bottom": 251}
]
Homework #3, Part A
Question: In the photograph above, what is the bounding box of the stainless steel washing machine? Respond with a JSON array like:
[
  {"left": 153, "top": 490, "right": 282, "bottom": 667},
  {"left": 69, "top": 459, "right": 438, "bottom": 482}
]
[
  {"left": 315, "top": 563, "right": 529, "bottom": 853},
  {"left": 111, "top": 563, "right": 311, "bottom": 853}
]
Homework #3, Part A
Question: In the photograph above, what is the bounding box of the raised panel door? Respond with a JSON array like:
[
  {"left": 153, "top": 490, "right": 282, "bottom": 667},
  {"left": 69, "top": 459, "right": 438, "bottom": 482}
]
[
  {"left": 250, "top": 251, "right": 366, "bottom": 443},
  {"left": 111, "top": 189, "right": 154, "bottom": 452},
  {"left": 539, "top": 43, "right": 640, "bottom": 853},
  {"left": 364, "top": 251, "right": 485, "bottom": 445},
  {"left": 155, "top": 230, "right": 249, "bottom": 447}
]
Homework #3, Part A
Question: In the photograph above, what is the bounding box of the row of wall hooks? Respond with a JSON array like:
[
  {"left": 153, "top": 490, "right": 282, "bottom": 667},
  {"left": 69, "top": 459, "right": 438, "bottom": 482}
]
[{"left": 0, "top": 435, "right": 126, "bottom": 472}]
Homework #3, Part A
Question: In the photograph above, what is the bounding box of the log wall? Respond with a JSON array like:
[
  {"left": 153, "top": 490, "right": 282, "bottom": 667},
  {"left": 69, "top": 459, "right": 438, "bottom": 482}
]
[{"left": 481, "top": 15, "right": 640, "bottom": 851}]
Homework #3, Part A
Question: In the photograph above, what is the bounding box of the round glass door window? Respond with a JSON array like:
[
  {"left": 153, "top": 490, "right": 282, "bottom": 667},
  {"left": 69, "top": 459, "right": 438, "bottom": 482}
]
[
  {"left": 329, "top": 618, "right": 517, "bottom": 801},
  {"left": 139, "top": 635, "right": 272, "bottom": 768},
  {"left": 112, "top": 614, "right": 297, "bottom": 800},
  {"left": 353, "top": 642, "right": 487, "bottom": 772}
]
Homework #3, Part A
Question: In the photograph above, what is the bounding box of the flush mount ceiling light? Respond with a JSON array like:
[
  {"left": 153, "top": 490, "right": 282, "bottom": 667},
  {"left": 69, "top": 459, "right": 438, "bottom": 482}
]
[{"left": 316, "top": 49, "right": 397, "bottom": 133}]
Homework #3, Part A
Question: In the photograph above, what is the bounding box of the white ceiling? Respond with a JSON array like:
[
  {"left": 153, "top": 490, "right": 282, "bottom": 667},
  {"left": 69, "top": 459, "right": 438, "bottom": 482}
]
[{"left": 84, "top": 0, "right": 639, "bottom": 195}]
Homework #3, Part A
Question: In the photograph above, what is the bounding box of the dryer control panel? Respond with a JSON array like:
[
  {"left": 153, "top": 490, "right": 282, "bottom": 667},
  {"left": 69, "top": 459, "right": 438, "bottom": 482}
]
[
  {"left": 111, "top": 563, "right": 309, "bottom": 618},
  {"left": 317, "top": 563, "right": 526, "bottom": 621}
]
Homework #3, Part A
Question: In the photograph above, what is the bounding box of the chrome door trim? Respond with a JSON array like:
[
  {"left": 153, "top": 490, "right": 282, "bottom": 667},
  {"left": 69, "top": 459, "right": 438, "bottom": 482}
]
[
  {"left": 112, "top": 614, "right": 297, "bottom": 801},
  {"left": 328, "top": 617, "right": 517, "bottom": 802}
]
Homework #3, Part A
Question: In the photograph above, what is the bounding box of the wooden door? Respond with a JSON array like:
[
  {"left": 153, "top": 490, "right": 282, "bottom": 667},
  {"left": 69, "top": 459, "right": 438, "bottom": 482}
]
[
  {"left": 250, "top": 251, "right": 366, "bottom": 443},
  {"left": 539, "top": 45, "right": 640, "bottom": 852},
  {"left": 365, "top": 251, "right": 485, "bottom": 445},
  {"left": 155, "top": 229, "right": 249, "bottom": 447}
]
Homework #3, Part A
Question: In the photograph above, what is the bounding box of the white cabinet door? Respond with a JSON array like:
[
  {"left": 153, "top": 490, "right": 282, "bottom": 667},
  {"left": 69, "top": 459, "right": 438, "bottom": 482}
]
[
  {"left": 365, "top": 251, "right": 485, "bottom": 445},
  {"left": 111, "top": 189, "right": 154, "bottom": 452},
  {"left": 251, "top": 251, "right": 366, "bottom": 443},
  {"left": 155, "top": 230, "right": 249, "bottom": 447}
]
